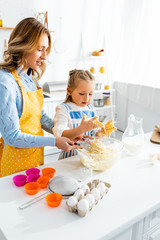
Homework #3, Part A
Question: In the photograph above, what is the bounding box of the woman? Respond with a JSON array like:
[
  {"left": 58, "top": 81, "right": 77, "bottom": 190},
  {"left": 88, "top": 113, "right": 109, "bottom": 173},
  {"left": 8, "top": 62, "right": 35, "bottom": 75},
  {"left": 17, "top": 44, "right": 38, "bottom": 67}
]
[{"left": 0, "top": 17, "right": 79, "bottom": 177}]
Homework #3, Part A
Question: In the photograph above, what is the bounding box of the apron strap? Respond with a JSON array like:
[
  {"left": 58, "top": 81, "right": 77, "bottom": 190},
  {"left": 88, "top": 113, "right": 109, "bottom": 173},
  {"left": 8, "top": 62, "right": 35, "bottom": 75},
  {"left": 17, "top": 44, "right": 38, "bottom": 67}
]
[
  {"left": 11, "top": 70, "right": 25, "bottom": 92},
  {"left": 32, "top": 76, "right": 40, "bottom": 88},
  {"left": 12, "top": 70, "right": 41, "bottom": 91},
  {"left": 0, "top": 137, "right": 4, "bottom": 176}
]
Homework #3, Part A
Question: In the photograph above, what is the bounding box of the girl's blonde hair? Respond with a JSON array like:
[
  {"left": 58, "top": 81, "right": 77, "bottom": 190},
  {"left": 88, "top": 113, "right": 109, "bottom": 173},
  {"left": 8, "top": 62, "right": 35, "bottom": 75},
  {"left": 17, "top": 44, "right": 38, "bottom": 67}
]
[
  {"left": 64, "top": 69, "right": 94, "bottom": 103},
  {"left": 0, "top": 17, "right": 51, "bottom": 79}
]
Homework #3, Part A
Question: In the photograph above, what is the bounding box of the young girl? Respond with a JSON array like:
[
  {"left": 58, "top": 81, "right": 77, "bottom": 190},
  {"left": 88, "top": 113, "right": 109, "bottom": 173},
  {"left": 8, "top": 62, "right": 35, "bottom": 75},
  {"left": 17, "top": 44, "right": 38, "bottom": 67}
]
[{"left": 53, "top": 69, "right": 98, "bottom": 159}]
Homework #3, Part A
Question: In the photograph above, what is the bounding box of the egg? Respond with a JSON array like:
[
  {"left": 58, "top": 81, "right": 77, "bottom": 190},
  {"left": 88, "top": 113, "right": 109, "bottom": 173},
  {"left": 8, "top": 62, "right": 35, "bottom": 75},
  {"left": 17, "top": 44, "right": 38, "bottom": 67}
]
[
  {"left": 80, "top": 184, "right": 90, "bottom": 194},
  {"left": 67, "top": 196, "right": 78, "bottom": 207},
  {"left": 96, "top": 182, "right": 106, "bottom": 194},
  {"left": 77, "top": 199, "right": 90, "bottom": 217},
  {"left": 74, "top": 188, "right": 84, "bottom": 200},
  {"left": 91, "top": 188, "right": 100, "bottom": 203},
  {"left": 77, "top": 199, "right": 89, "bottom": 211},
  {"left": 84, "top": 194, "right": 95, "bottom": 209}
]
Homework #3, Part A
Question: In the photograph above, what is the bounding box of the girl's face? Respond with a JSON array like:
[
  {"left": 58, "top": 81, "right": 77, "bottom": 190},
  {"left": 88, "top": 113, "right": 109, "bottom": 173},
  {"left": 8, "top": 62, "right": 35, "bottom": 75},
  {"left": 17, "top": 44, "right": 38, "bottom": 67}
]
[
  {"left": 68, "top": 79, "right": 95, "bottom": 107},
  {"left": 25, "top": 34, "right": 49, "bottom": 71}
]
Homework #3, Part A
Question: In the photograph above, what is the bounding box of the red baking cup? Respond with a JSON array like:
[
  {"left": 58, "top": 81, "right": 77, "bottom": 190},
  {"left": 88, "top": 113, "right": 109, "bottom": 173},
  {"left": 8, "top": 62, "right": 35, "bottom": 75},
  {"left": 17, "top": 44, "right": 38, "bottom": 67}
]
[
  {"left": 42, "top": 168, "right": 55, "bottom": 178},
  {"left": 37, "top": 176, "right": 50, "bottom": 188},
  {"left": 13, "top": 174, "right": 27, "bottom": 187},
  {"left": 24, "top": 182, "right": 40, "bottom": 195},
  {"left": 27, "top": 173, "right": 40, "bottom": 183},
  {"left": 25, "top": 168, "right": 40, "bottom": 176},
  {"left": 45, "top": 193, "right": 62, "bottom": 208}
]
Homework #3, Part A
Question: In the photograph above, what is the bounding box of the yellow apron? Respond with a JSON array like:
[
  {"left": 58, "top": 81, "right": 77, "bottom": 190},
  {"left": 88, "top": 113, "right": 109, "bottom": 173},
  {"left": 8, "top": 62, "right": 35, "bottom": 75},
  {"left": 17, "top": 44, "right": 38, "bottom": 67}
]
[{"left": 0, "top": 70, "right": 44, "bottom": 177}]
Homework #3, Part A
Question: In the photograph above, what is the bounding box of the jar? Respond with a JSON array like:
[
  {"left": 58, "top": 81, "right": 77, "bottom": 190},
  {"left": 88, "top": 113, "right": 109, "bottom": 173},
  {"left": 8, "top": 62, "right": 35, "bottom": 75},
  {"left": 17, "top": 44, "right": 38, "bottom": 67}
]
[
  {"left": 104, "top": 85, "right": 109, "bottom": 90},
  {"left": 90, "top": 67, "right": 95, "bottom": 74},
  {"left": 99, "top": 66, "right": 106, "bottom": 74},
  {"left": 122, "top": 114, "right": 144, "bottom": 156},
  {"left": 104, "top": 97, "right": 110, "bottom": 105},
  {"left": 103, "top": 92, "right": 110, "bottom": 105}
]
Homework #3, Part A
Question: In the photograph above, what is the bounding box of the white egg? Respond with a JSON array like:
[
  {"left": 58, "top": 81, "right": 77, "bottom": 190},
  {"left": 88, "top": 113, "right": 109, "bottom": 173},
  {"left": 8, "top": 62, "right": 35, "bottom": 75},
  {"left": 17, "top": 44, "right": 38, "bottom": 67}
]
[
  {"left": 74, "top": 188, "right": 84, "bottom": 200},
  {"left": 80, "top": 184, "right": 90, "bottom": 194},
  {"left": 77, "top": 199, "right": 89, "bottom": 211},
  {"left": 85, "top": 193, "right": 95, "bottom": 206},
  {"left": 67, "top": 196, "right": 78, "bottom": 207},
  {"left": 91, "top": 188, "right": 100, "bottom": 201},
  {"left": 96, "top": 182, "right": 106, "bottom": 193}
]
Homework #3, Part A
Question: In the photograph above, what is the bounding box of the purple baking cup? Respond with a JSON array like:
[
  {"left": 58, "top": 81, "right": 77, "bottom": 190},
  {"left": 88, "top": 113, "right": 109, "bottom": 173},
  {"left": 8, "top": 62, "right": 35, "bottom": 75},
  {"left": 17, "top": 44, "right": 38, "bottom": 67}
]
[
  {"left": 13, "top": 174, "right": 27, "bottom": 187},
  {"left": 26, "top": 173, "right": 40, "bottom": 183},
  {"left": 25, "top": 168, "right": 40, "bottom": 176}
]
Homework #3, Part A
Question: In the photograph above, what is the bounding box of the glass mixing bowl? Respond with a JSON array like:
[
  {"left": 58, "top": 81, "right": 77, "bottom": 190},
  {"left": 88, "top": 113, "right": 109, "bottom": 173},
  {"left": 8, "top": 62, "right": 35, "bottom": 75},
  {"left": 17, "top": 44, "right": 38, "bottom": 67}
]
[{"left": 77, "top": 137, "right": 123, "bottom": 171}]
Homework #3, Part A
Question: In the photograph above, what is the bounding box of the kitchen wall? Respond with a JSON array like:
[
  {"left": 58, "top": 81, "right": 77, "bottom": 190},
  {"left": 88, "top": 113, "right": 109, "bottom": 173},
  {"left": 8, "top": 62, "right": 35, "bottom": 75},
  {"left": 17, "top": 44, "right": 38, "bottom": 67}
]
[
  {"left": 1, "top": 0, "right": 159, "bottom": 88},
  {"left": 0, "top": 0, "right": 110, "bottom": 85},
  {"left": 0, "top": 0, "right": 159, "bottom": 132}
]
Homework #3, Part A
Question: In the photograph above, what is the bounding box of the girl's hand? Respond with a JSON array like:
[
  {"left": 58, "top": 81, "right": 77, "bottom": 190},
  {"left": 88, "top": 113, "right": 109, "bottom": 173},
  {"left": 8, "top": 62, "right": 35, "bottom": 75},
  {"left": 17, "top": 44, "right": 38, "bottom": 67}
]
[
  {"left": 79, "top": 115, "right": 98, "bottom": 132},
  {"left": 95, "top": 128, "right": 104, "bottom": 137},
  {"left": 55, "top": 137, "right": 81, "bottom": 152}
]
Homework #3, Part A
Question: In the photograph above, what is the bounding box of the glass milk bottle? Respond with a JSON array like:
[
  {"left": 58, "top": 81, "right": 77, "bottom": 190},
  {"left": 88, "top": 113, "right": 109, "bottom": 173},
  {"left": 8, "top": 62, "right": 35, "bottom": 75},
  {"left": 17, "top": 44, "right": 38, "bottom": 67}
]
[{"left": 122, "top": 114, "right": 144, "bottom": 156}]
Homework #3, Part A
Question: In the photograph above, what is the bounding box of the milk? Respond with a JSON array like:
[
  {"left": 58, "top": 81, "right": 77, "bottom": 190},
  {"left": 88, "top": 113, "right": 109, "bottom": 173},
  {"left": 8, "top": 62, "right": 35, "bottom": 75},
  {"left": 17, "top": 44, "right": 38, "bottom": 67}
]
[{"left": 122, "top": 136, "right": 144, "bottom": 155}]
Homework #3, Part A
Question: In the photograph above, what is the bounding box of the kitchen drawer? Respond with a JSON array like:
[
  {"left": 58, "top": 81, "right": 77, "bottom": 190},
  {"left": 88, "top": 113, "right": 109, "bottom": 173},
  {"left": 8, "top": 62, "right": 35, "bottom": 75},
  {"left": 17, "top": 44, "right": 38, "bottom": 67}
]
[
  {"left": 143, "top": 209, "right": 160, "bottom": 232},
  {"left": 143, "top": 225, "right": 160, "bottom": 240},
  {"left": 131, "top": 209, "right": 160, "bottom": 240},
  {"left": 143, "top": 209, "right": 160, "bottom": 240}
]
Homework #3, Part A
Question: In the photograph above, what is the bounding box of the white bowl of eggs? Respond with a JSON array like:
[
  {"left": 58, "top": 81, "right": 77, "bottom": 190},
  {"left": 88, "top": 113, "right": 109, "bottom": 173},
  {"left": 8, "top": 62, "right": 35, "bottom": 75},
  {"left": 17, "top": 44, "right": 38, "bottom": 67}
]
[{"left": 77, "top": 137, "right": 123, "bottom": 171}]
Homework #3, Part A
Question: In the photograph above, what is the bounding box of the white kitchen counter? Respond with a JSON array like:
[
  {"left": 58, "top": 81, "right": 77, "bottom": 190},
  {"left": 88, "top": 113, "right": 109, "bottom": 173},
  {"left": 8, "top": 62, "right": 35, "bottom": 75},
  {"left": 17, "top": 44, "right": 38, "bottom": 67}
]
[{"left": 1, "top": 133, "right": 160, "bottom": 240}]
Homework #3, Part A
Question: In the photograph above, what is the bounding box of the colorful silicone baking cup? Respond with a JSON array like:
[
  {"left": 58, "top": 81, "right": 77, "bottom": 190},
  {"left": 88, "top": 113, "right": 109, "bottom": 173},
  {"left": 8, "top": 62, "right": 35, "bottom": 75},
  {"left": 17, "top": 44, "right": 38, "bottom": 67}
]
[
  {"left": 24, "top": 182, "right": 40, "bottom": 195},
  {"left": 42, "top": 168, "right": 55, "bottom": 178},
  {"left": 37, "top": 175, "right": 50, "bottom": 188},
  {"left": 25, "top": 168, "right": 40, "bottom": 176},
  {"left": 13, "top": 174, "right": 27, "bottom": 187},
  {"left": 26, "top": 173, "right": 40, "bottom": 183},
  {"left": 45, "top": 193, "right": 62, "bottom": 208}
]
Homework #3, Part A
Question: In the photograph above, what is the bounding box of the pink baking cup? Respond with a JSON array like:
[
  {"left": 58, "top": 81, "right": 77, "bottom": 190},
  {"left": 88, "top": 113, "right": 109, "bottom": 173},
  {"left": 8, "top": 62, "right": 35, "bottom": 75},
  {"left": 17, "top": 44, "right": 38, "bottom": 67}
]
[
  {"left": 26, "top": 173, "right": 40, "bottom": 183},
  {"left": 13, "top": 174, "right": 27, "bottom": 187},
  {"left": 25, "top": 168, "right": 40, "bottom": 176}
]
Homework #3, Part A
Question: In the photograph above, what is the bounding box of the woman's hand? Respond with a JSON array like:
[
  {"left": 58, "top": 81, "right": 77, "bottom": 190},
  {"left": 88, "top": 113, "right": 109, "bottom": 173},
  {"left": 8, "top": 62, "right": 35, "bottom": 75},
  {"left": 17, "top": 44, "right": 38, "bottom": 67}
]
[
  {"left": 79, "top": 115, "right": 98, "bottom": 132},
  {"left": 55, "top": 137, "right": 81, "bottom": 152},
  {"left": 73, "top": 134, "right": 94, "bottom": 142}
]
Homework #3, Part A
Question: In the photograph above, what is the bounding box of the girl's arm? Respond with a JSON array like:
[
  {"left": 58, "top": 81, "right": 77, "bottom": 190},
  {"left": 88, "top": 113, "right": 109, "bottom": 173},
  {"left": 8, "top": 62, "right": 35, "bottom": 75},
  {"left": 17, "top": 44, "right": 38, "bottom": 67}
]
[
  {"left": 53, "top": 105, "right": 97, "bottom": 140},
  {"left": 62, "top": 115, "right": 97, "bottom": 140}
]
